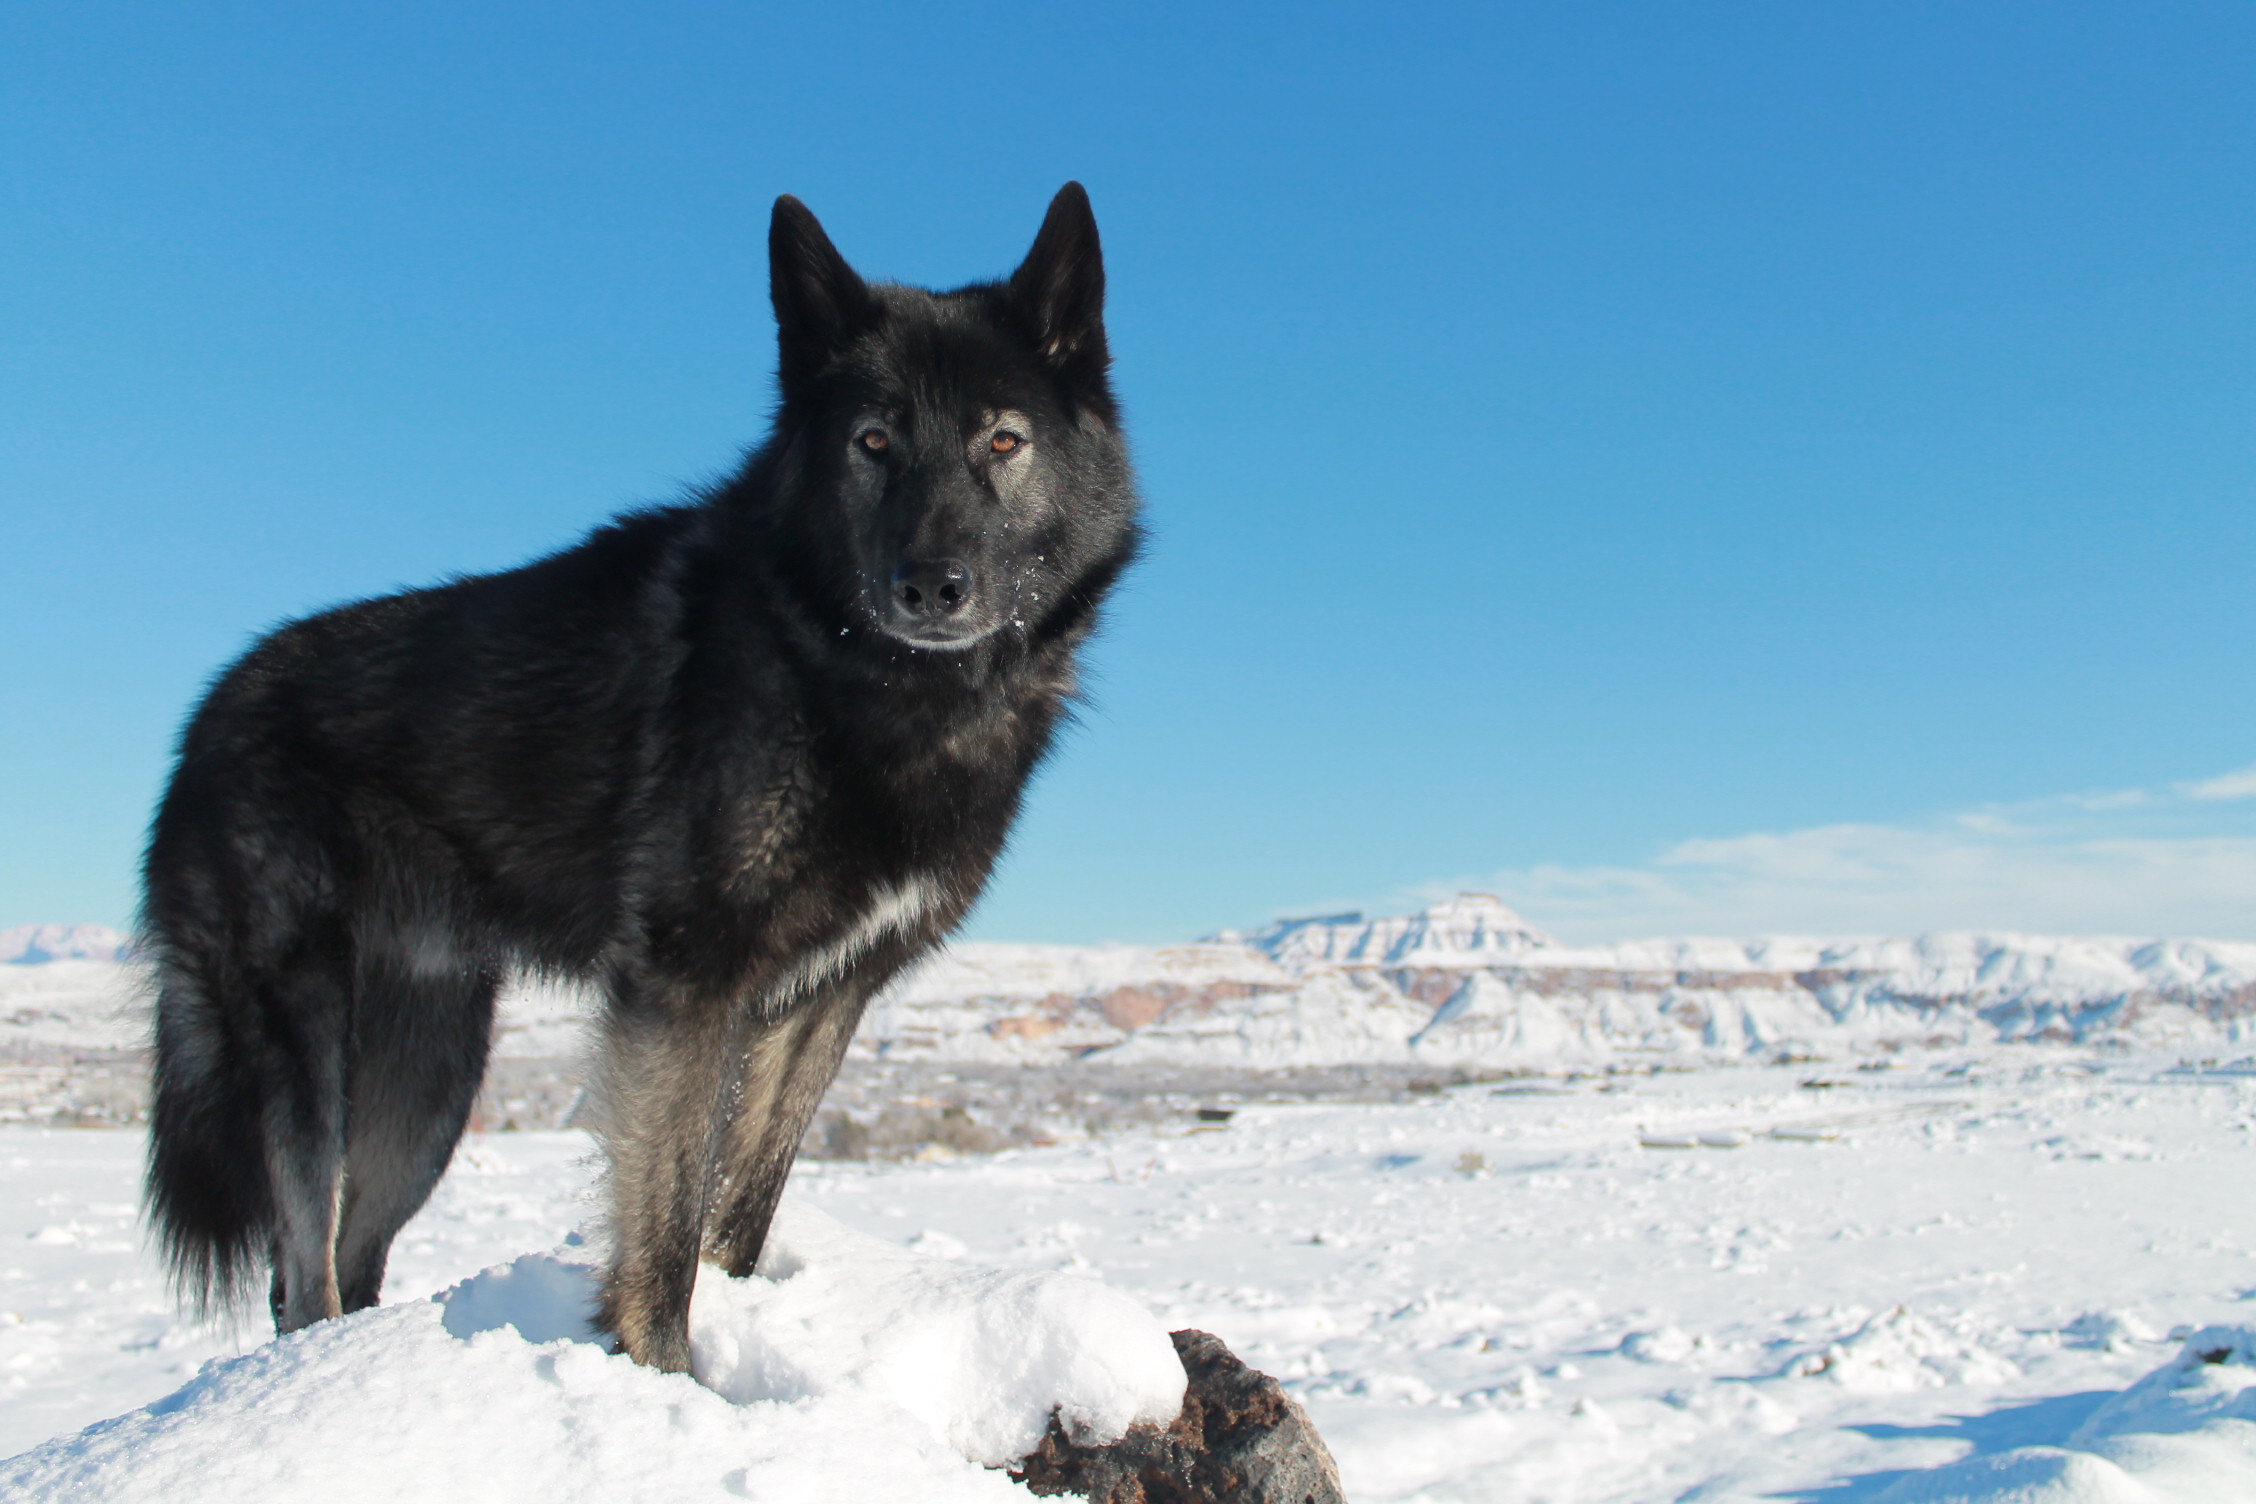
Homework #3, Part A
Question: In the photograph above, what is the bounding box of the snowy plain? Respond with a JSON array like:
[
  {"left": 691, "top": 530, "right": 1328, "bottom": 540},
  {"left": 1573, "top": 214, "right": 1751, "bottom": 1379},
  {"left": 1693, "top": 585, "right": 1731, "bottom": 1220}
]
[{"left": 7, "top": 1048, "right": 2256, "bottom": 1501}]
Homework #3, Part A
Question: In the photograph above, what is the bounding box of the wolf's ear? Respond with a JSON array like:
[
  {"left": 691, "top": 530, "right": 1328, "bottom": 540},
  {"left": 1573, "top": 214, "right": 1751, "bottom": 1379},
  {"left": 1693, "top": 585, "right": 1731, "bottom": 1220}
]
[
  {"left": 770, "top": 196, "right": 873, "bottom": 393},
  {"left": 1009, "top": 183, "right": 1108, "bottom": 381}
]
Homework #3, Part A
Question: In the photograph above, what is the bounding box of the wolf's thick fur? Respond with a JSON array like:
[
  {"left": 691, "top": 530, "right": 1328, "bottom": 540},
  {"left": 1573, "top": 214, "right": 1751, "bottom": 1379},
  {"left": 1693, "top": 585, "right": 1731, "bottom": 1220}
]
[{"left": 142, "top": 185, "right": 1138, "bottom": 1370}]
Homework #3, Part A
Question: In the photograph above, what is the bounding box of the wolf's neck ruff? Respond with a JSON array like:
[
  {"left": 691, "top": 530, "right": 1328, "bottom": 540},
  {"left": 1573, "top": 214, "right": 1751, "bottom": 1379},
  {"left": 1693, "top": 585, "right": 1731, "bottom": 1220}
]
[{"left": 141, "top": 184, "right": 1139, "bottom": 1372}]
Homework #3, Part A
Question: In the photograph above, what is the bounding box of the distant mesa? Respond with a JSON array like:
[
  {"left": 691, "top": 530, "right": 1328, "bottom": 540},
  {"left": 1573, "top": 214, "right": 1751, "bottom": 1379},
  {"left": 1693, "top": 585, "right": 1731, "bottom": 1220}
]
[
  {"left": 864, "top": 893, "right": 2256, "bottom": 1069},
  {"left": 1214, "top": 892, "right": 1558, "bottom": 966},
  {"left": 0, "top": 923, "right": 132, "bottom": 965}
]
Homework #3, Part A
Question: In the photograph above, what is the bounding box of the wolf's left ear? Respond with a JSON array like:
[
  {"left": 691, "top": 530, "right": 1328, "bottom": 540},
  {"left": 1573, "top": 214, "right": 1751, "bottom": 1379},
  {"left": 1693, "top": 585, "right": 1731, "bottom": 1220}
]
[
  {"left": 771, "top": 195, "right": 874, "bottom": 395},
  {"left": 1010, "top": 183, "right": 1108, "bottom": 381}
]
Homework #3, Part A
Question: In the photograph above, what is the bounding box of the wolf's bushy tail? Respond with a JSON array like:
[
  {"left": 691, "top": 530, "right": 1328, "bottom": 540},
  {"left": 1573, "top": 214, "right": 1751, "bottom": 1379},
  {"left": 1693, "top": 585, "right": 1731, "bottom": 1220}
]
[{"left": 144, "top": 944, "right": 275, "bottom": 1318}]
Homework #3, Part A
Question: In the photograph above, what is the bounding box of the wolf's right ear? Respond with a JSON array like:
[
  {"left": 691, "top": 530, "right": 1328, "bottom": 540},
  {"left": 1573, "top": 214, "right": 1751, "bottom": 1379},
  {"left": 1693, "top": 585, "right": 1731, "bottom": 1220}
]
[{"left": 770, "top": 196, "right": 874, "bottom": 394}]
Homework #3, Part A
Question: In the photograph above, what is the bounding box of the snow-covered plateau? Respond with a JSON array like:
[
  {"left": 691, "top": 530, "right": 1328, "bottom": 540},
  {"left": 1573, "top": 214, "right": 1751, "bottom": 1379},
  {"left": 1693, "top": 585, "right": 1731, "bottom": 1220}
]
[{"left": 860, "top": 895, "right": 2256, "bottom": 1068}]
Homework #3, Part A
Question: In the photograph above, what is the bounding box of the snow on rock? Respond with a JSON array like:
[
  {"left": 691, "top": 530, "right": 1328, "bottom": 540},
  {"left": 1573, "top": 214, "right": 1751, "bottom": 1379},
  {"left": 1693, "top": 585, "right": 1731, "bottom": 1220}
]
[
  {"left": 1869, "top": 1325, "right": 2256, "bottom": 1502},
  {"left": 0, "top": 1197, "right": 1184, "bottom": 1502}
]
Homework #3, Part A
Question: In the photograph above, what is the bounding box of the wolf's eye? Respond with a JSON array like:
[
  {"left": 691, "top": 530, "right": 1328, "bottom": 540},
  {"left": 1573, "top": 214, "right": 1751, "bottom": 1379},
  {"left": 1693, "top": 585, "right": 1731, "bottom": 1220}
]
[
  {"left": 990, "top": 431, "right": 1022, "bottom": 455},
  {"left": 858, "top": 430, "right": 889, "bottom": 454}
]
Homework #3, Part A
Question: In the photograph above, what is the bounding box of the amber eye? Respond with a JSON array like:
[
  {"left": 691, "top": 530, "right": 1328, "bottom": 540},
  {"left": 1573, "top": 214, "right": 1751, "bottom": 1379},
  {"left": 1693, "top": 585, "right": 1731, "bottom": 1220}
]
[
  {"left": 859, "top": 430, "right": 889, "bottom": 454},
  {"left": 990, "top": 431, "right": 1022, "bottom": 455}
]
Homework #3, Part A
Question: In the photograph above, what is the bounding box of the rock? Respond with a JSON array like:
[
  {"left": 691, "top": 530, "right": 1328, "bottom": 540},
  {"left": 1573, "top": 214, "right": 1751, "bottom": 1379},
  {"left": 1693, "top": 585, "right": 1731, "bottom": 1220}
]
[{"left": 1011, "top": 1328, "right": 1348, "bottom": 1504}]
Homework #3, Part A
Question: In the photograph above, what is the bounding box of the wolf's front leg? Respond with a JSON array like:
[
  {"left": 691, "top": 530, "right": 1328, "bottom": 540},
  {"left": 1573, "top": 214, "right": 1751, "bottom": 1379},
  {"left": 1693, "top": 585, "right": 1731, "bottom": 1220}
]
[
  {"left": 592, "top": 1001, "right": 734, "bottom": 1371},
  {"left": 706, "top": 991, "right": 868, "bottom": 1278}
]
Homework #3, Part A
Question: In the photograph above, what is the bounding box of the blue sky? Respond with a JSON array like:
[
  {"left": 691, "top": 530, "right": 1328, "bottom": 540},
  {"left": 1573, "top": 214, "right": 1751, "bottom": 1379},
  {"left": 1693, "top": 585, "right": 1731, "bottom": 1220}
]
[{"left": 3, "top": 2, "right": 2252, "bottom": 944}]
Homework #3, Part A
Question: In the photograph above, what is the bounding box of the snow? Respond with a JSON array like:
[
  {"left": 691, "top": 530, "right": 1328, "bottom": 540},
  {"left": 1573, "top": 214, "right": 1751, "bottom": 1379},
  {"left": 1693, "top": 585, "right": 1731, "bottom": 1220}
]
[
  {"left": 11, "top": 900, "right": 2256, "bottom": 1497},
  {"left": 2, "top": 1295, "right": 1032, "bottom": 1504},
  {"left": 7, "top": 1049, "right": 2256, "bottom": 1499},
  {"left": 2, "top": 1196, "right": 1182, "bottom": 1503}
]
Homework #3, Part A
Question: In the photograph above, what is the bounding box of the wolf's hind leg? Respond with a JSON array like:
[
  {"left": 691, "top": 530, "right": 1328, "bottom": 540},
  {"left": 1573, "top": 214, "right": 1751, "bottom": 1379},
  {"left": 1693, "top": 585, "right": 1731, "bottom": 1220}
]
[
  {"left": 257, "top": 932, "right": 357, "bottom": 1333},
  {"left": 706, "top": 992, "right": 866, "bottom": 1279},
  {"left": 591, "top": 996, "right": 735, "bottom": 1372},
  {"left": 334, "top": 952, "right": 499, "bottom": 1311}
]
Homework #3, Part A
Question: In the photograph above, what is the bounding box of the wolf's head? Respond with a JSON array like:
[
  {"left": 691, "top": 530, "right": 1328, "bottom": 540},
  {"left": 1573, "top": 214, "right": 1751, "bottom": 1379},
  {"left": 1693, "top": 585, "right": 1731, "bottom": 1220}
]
[{"left": 761, "top": 185, "right": 1139, "bottom": 653}]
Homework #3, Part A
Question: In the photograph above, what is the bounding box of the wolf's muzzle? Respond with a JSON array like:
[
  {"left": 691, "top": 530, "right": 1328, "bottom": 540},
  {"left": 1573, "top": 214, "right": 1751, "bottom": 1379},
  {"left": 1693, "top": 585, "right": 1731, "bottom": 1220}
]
[{"left": 890, "top": 558, "right": 974, "bottom": 619}]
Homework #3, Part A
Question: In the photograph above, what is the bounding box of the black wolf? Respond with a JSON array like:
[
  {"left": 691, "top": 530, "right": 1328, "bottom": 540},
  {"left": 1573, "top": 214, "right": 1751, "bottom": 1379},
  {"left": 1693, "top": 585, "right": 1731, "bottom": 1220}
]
[{"left": 141, "top": 185, "right": 1139, "bottom": 1371}]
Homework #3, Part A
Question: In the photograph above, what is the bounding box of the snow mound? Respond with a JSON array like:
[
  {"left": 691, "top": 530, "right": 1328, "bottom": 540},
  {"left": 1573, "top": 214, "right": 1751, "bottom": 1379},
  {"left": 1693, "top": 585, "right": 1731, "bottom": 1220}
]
[
  {"left": 0, "top": 1200, "right": 1185, "bottom": 1502},
  {"left": 1870, "top": 1325, "right": 2256, "bottom": 1502},
  {"left": 694, "top": 1201, "right": 1185, "bottom": 1466}
]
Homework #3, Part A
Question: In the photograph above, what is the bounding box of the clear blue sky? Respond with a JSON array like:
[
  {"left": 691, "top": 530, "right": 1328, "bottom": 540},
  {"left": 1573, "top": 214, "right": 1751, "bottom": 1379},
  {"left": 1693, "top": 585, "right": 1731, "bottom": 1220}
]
[{"left": 4, "top": 2, "right": 2253, "bottom": 944}]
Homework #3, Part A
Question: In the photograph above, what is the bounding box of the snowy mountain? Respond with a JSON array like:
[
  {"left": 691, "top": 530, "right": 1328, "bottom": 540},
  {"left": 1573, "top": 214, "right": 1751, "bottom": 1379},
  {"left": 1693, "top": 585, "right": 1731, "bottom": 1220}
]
[
  {"left": 7, "top": 897, "right": 2255, "bottom": 1071},
  {"left": 1215, "top": 892, "right": 1559, "bottom": 966},
  {"left": 0, "top": 923, "right": 131, "bottom": 965}
]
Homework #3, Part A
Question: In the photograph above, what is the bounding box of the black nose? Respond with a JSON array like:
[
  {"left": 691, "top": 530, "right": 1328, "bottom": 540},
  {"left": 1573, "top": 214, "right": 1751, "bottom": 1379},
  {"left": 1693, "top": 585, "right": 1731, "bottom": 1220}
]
[{"left": 891, "top": 558, "right": 974, "bottom": 617}]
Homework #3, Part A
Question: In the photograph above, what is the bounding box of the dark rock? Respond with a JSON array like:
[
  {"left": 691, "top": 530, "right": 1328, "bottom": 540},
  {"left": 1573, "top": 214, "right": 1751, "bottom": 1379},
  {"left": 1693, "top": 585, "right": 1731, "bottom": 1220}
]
[{"left": 1010, "top": 1329, "right": 1348, "bottom": 1503}]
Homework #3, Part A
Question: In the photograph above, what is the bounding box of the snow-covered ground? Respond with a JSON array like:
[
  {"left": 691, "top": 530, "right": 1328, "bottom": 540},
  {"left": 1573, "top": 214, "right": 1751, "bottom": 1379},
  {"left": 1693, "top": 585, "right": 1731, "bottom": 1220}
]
[{"left": 7, "top": 1047, "right": 2256, "bottom": 1500}]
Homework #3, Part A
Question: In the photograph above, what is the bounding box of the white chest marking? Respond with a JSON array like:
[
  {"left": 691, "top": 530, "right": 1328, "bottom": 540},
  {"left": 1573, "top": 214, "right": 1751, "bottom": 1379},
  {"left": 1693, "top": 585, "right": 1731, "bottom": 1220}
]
[{"left": 769, "top": 875, "right": 938, "bottom": 1007}]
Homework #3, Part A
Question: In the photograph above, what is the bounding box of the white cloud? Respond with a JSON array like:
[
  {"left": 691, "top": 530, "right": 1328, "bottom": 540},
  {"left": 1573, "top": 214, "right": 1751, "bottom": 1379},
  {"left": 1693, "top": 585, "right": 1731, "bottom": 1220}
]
[
  {"left": 1444, "top": 768, "right": 2256, "bottom": 944},
  {"left": 2182, "top": 765, "right": 2256, "bottom": 801}
]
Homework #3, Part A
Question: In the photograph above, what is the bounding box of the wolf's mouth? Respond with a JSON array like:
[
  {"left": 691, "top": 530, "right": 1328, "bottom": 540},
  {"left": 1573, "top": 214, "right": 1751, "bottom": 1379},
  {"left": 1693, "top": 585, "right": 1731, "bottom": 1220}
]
[{"left": 876, "top": 613, "right": 1000, "bottom": 650}]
